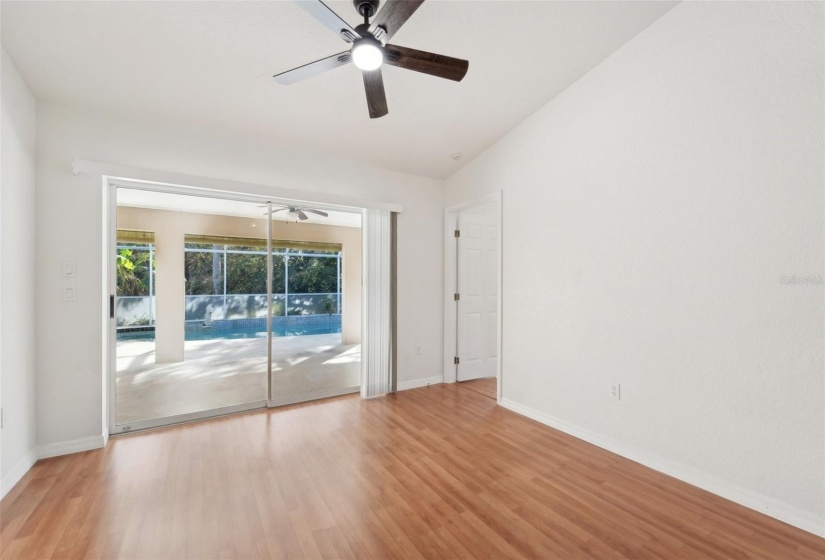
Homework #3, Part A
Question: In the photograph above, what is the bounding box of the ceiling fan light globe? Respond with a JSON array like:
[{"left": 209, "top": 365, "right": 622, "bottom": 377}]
[{"left": 352, "top": 42, "right": 383, "bottom": 71}]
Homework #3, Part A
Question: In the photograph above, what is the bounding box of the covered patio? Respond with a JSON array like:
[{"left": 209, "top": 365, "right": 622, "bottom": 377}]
[
  {"left": 113, "top": 198, "right": 363, "bottom": 429},
  {"left": 116, "top": 333, "right": 360, "bottom": 425}
]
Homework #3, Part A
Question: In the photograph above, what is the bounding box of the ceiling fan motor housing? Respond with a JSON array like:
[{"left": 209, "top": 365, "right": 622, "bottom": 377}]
[
  {"left": 354, "top": 23, "right": 382, "bottom": 44},
  {"left": 354, "top": 0, "right": 380, "bottom": 18}
]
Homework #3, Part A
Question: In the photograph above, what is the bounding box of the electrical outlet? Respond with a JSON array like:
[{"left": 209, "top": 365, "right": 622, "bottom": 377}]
[
  {"left": 609, "top": 384, "right": 621, "bottom": 400},
  {"left": 414, "top": 344, "right": 422, "bottom": 355}
]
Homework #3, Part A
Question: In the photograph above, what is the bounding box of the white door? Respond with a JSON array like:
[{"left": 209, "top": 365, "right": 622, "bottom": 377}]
[{"left": 457, "top": 202, "right": 498, "bottom": 381}]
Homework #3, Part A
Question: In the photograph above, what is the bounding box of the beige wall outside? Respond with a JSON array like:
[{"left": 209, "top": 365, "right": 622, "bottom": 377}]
[{"left": 118, "top": 206, "right": 361, "bottom": 362}]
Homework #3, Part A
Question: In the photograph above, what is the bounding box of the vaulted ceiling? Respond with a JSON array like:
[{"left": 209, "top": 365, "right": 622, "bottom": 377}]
[{"left": 1, "top": 1, "right": 676, "bottom": 178}]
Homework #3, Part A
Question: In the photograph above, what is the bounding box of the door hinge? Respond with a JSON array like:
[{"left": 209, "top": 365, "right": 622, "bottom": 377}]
[
  {"left": 454, "top": 293, "right": 460, "bottom": 301},
  {"left": 454, "top": 229, "right": 460, "bottom": 238},
  {"left": 454, "top": 356, "right": 460, "bottom": 365}
]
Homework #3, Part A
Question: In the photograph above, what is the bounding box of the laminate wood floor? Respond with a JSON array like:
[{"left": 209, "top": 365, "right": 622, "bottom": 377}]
[
  {"left": 2, "top": 383, "right": 823, "bottom": 559},
  {"left": 457, "top": 377, "right": 497, "bottom": 400}
]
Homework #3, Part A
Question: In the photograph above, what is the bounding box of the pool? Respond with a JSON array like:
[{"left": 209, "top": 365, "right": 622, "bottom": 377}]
[{"left": 117, "top": 315, "right": 342, "bottom": 342}]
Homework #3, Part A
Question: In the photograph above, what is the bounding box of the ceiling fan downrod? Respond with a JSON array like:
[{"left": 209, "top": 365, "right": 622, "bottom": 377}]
[{"left": 354, "top": 0, "right": 379, "bottom": 23}]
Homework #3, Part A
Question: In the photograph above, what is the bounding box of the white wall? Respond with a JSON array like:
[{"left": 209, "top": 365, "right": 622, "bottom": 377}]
[
  {"left": 1, "top": 48, "right": 38, "bottom": 497},
  {"left": 445, "top": 1, "right": 825, "bottom": 534},
  {"left": 35, "top": 103, "right": 444, "bottom": 449}
]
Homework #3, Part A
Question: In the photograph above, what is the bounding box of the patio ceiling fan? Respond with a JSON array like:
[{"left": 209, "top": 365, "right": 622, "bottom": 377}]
[
  {"left": 262, "top": 205, "right": 329, "bottom": 221},
  {"left": 273, "top": 0, "right": 469, "bottom": 118}
]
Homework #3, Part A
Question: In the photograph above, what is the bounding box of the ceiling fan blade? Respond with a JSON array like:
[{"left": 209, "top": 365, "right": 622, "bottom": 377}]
[
  {"left": 297, "top": 210, "right": 309, "bottom": 221},
  {"left": 303, "top": 209, "right": 329, "bottom": 217},
  {"left": 368, "top": 0, "right": 424, "bottom": 43},
  {"left": 296, "top": 0, "right": 361, "bottom": 43},
  {"left": 362, "top": 69, "right": 388, "bottom": 119},
  {"left": 385, "top": 44, "right": 468, "bottom": 82},
  {"left": 271, "top": 208, "right": 288, "bottom": 214},
  {"left": 273, "top": 51, "right": 352, "bottom": 85}
]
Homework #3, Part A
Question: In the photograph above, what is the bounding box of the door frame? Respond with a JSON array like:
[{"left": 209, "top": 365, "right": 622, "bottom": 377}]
[
  {"left": 105, "top": 178, "right": 364, "bottom": 435},
  {"left": 443, "top": 191, "right": 503, "bottom": 403}
]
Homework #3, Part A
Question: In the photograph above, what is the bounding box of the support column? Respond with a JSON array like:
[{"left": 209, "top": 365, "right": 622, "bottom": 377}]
[
  {"left": 341, "top": 234, "right": 362, "bottom": 345},
  {"left": 154, "top": 227, "right": 185, "bottom": 363}
]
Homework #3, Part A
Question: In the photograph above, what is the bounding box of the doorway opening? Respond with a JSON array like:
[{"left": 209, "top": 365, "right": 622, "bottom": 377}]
[
  {"left": 110, "top": 185, "right": 363, "bottom": 432},
  {"left": 444, "top": 193, "right": 502, "bottom": 402}
]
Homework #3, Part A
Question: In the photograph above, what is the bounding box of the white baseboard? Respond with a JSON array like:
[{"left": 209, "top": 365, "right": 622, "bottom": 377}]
[
  {"left": 37, "top": 435, "right": 106, "bottom": 459},
  {"left": 500, "top": 398, "right": 825, "bottom": 539},
  {"left": 1, "top": 448, "right": 38, "bottom": 500},
  {"left": 397, "top": 375, "right": 443, "bottom": 391}
]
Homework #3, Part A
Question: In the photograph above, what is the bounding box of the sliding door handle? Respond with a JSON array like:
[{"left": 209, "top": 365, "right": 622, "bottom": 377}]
[{"left": 110, "top": 295, "right": 115, "bottom": 319}]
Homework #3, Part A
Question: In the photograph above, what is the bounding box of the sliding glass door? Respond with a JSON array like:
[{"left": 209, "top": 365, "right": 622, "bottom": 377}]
[
  {"left": 269, "top": 241, "right": 360, "bottom": 405},
  {"left": 112, "top": 187, "right": 363, "bottom": 433},
  {"left": 181, "top": 236, "right": 269, "bottom": 411},
  {"left": 113, "top": 189, "right": 268, "bottom": 431}
]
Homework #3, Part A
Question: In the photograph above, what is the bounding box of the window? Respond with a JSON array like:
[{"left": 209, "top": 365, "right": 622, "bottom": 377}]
[{"left": 182, "top": 235, "right": 342, "bottom": 319}]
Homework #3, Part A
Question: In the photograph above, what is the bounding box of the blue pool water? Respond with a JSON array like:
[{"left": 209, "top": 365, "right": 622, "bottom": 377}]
[
  {"left": 185, "top": 324, "right": 338, "bottom": 341},
  {"left": 118, "top": 315, "right": 341, "bottom": 342}
]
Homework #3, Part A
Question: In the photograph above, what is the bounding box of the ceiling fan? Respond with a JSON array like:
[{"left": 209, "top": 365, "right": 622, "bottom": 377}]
[
  {"left": 263, "top": 205, "right": 330, "bottom": 221},
  {"left": 273, "top": 0, "right": 469, "bottom": 119}
]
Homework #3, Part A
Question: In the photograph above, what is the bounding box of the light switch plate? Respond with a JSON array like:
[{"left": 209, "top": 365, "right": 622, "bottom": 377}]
[{"left": 62, "top": 260, "right": 76, "bottom": 278}]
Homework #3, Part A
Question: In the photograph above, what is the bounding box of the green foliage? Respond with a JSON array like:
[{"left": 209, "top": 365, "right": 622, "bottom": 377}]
[
  {"left": 184, "top": 245, "right": 222, "bottom": 295},
  {"left": 184, "top": 245, "right": 339, "bottom": 296},
  {"left": 226, "top": 247, "right": 268, "bottom": 294},
  {"left": 116, "top": 247, "right": 154, "bottom": 296},
  {"left": 287, "top": 252, "right": 338, "bottom": 293}
]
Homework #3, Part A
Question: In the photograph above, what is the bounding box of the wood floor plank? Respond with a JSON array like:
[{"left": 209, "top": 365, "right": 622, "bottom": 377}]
[
  {"left": 1, "top": 383, "right": 822, "bottom": 560},
  {"left": 456, "top": 378, "right": 497, "bottom": 399}
]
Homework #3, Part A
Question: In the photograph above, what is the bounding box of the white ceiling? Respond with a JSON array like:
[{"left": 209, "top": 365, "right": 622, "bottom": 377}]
[
  {"left": 1, "top": 0, "right": 676, "bottom": 178},
  {"left": 117, "top": 187, "right": 363, "bottom": 228}
]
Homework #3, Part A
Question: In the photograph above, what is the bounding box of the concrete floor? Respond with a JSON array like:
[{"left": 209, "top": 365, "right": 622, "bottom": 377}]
[{"left": 116, "top": 334, "right": 360, "bottom": 425}]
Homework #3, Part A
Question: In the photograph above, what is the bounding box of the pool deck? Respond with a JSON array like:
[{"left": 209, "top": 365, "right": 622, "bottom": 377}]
[{"left": 116, "top": 333, "right": 360, "bottom": 425}]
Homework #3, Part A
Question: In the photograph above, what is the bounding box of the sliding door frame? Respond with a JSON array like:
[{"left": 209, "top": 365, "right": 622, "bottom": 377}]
[
  {"left": 105, "top": 179, "right": 364, "bottom": 435},
  {"left": 266, "top": 202, "right": 273, "bottom": 406}
]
